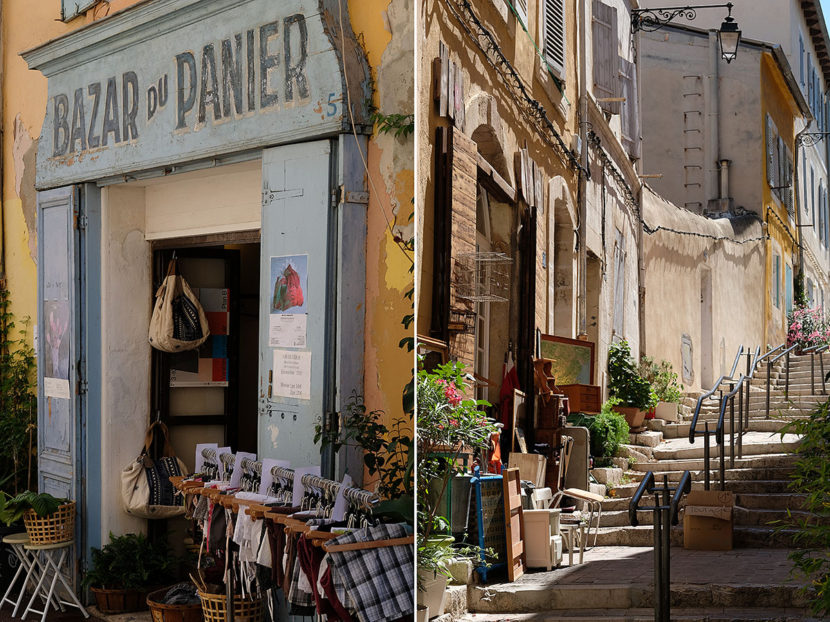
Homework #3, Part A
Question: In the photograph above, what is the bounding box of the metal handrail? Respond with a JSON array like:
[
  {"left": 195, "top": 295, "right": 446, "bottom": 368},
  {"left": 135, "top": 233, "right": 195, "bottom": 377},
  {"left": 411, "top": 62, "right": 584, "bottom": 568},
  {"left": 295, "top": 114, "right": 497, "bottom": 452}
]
[
  {"left": 629, "top": 470, "right": 692, "bottom": 622},
  {"left": 689, "top": 346, "right": 744, "bottom": 444},
  {"left": 801, "top": 344, "right": 828, "bottom": 396}
]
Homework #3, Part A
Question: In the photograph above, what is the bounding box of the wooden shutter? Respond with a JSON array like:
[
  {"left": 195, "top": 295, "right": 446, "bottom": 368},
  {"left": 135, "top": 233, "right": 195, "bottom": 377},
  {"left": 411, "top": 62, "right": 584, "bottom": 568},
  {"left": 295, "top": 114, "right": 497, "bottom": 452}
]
[
  {"left": 543, "top": 0, "right": 566, "bottom": 80},
  {"left": 620, "top": 57, "right": 639, "bottom": 158},
  {"left": 765, "top": 114, "right": 777, "bottom": 190},
  {"left": 515, "top": 0, "right": 529, "bottom": 27},
  {"left": 783, "top": 146, "right": 794, "bottom": 220},
  {"left": 592, "top": 0, "right": 620, "bottom": 114}
]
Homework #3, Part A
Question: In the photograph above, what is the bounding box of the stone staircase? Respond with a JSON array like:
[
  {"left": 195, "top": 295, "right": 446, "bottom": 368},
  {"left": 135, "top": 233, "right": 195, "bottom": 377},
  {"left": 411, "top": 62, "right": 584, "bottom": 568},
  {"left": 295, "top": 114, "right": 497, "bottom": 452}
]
[{"left": 458, "top": 353, "right": 825, "bottom": 621}]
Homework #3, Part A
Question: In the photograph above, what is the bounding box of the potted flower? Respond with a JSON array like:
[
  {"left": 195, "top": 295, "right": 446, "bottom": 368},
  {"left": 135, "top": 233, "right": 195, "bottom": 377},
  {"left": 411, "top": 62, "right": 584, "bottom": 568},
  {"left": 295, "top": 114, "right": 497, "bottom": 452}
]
[
  {"left": 787, "top": 306, "right": 830, "bottom": 353},
  {"left": 607, "top": 340, "right": 656, "bottom": 430},
  {"left": 417, "top": 360, "right": 497, "bottom": 617},
  {"left": 0, "top": 491, "right": 74, "bottom": 545},
  {"left": 639, "top": 356, "right": 683, "bottom": 422},
  {"left": 82, "top": 532, "right": 177, "bottom": 613}
]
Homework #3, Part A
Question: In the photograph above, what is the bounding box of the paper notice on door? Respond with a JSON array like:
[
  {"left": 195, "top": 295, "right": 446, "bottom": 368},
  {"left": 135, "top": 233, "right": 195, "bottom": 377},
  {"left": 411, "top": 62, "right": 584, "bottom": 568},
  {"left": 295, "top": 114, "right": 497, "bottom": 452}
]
[
  {"left": 43, "top": 377, "right": 71, "bottom": 399},
  {"left": 269, "top": 314, "right": 307, "bottom": 348},
  {"left": 272, "top": 350, "right": 311, "bottom": 400}
]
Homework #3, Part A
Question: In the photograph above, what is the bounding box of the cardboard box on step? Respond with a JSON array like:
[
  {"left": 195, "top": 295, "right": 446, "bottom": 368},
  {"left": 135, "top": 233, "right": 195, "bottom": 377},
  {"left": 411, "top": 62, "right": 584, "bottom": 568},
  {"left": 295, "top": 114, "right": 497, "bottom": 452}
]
[{"left": 683, "top": 490, "right": 734, "bottom": 551}]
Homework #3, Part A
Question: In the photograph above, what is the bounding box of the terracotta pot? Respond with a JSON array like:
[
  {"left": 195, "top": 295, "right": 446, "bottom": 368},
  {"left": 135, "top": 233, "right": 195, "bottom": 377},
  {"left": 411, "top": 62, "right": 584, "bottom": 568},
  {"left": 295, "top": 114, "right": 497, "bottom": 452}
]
[
  {"left": 614, "top": 406, "right": 646, "bottom": 429},
  {"left": 91, "top": 587, "right": 151, "bottom": 613}
]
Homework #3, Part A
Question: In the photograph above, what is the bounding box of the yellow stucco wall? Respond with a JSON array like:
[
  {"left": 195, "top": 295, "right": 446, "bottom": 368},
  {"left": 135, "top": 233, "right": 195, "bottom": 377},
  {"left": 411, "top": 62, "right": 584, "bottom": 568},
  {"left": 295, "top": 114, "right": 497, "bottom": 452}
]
[{"left": 760, "top": 51, "right": 801, "bottom": 346}]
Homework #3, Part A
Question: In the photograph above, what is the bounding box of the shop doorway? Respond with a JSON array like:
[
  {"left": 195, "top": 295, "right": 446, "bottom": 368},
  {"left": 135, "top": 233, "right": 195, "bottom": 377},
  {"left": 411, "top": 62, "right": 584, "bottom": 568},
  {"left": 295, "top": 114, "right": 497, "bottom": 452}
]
[{"left": 151, "top": 242, "right": 261, "bottom": 468}]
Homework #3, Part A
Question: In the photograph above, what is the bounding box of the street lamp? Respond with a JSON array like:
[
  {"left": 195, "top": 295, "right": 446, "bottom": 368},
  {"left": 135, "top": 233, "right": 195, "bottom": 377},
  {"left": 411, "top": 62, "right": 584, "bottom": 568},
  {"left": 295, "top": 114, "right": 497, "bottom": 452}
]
[{"left": 631, "top": 3, "right": 741, "bottom": 63}]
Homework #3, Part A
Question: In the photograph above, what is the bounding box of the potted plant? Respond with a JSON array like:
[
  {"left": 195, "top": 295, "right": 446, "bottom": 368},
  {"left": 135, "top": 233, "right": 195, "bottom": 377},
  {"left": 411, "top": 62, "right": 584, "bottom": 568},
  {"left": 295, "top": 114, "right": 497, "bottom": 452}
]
[
  {"left": 82, "top": 532, "right": 177, "bottom": 613},
  {"left": 607, "top": 340, "right": 656, "bottom": 430},
  {"left": 0, "top": 491, "right": 74, "bottom": 545},
  {"left": 639, "top": 356, "right": 683, "bottom": 422},
  {"left": 417, "top": 360, "right": 497, "bottom": 616}
]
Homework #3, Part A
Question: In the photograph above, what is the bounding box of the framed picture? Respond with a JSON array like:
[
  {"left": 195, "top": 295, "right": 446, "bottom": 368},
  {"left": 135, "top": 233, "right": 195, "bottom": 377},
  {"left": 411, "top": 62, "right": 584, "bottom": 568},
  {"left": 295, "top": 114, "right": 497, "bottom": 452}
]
[{"left": 539, "top": 334, "right": 595, "bottom": 385}]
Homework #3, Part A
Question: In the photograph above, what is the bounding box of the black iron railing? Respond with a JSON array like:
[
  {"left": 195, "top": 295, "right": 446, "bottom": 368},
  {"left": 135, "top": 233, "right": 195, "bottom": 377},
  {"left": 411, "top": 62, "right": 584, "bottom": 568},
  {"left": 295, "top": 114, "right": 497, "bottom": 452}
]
[{"left": 629, "top": 470, "right": 692, "bottom": 622}]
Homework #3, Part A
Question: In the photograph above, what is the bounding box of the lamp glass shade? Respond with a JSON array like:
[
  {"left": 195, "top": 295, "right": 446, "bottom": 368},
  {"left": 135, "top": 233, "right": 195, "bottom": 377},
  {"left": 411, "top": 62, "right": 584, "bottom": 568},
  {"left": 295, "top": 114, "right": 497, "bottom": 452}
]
[{"left": 718, "top": 19, "right": 741, "bottom": 63}]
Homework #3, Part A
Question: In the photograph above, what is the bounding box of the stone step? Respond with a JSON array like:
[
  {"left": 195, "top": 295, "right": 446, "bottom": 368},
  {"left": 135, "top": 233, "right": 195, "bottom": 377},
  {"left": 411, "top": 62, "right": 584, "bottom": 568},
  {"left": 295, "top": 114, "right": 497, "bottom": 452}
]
[
  {"left": 652, "top": 419, "right": 791, "bottom": 438},
  {"left": 609, "top": 478, "right": 794, "bottom": 498},
  {"left": 597, "top": 505, "right": 820, "bottom": 528},
  {"left": 631, "top": 453, "right": 796, "bottom": 473},
  {"left": 735, "top": 492, "right": 807, "bottom": 510},
  {"left": 467, "top": 569, "right": 809, "bottom": 613},
  {"left": 456, "top": 610, "right": 818, "bottom": 621},
  {"left": 593, "top": 525, "right": 802, "bottom": 548},
  {"left": 651, "top": 434, "right": 801, "bottom": 461}
]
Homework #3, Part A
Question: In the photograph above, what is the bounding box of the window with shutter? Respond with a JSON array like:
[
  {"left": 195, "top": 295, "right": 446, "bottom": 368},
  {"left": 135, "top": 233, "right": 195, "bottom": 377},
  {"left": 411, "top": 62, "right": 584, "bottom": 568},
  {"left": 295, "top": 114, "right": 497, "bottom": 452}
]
[
  {"left": 783, "top": 147, "right": 794, "bottom": 220},
  {"left": 786, "top": 263, "right": 793, "bottom": 312},
  {"left": 515, "top": 0, "right": 529, "bottom": 27},
  {"left": 773, "top": 253, "right": 781, "bottom": 309},
  {"left": 800, "top": 35, "right": 805, "bottom": 87},
  {"left": 811, "top": 167, "right": 816, "bottom": 226},
  {"left": 776, "top": 136, "right": 786, "bottom": 202},
  {"left": 765, "top": 114, "right": 777, "bottom": 190},
  {"left": 542, "top": 0, "right": 566, "bottom": 80},
  {"left": 620, "top": 57, "right": 640, "bottom": 158},
  {"left": 592, "top": 1, "right": 620, "bottom": 115}
]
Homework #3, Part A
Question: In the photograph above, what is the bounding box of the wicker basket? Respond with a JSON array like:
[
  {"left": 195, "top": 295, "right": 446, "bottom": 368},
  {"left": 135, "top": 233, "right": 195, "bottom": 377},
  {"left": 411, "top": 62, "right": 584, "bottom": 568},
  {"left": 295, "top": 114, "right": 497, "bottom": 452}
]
[
  {"left": 90, "top": 587, "right": 149, "bottom": 613},
  {"left": 23, "top": 501, "right": 75, "bottom": 545},
  {"left": 197, "top": 590, "right": 263, "bottom": 622},
  {"left": 147, "top": 587, "right": 202, "bottom": 622}
]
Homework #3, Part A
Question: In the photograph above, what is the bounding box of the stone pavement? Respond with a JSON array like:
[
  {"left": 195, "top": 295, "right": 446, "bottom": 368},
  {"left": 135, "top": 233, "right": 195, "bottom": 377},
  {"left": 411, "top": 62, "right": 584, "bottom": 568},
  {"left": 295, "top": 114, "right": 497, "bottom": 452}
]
[{"left": 510, "top": 546, "right": 802, "bottom": 587}]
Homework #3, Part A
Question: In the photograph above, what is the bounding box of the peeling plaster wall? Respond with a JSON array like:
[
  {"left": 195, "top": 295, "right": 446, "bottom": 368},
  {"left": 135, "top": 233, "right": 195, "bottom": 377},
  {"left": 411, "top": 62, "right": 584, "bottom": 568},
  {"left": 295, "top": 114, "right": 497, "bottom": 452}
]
[{"left": 349, "top": 0, "right": 414, "bottom": 488}]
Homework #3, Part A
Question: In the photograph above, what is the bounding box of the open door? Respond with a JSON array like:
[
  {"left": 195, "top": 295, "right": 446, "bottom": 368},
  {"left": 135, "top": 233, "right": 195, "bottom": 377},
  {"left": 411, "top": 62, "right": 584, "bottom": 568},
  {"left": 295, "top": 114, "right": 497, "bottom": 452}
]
[
  {"left": 37, "top": 186, "right": 81, "bottom": 502},
  {"left": 258, "top": 141, "right": 336, "bottom": 469}
]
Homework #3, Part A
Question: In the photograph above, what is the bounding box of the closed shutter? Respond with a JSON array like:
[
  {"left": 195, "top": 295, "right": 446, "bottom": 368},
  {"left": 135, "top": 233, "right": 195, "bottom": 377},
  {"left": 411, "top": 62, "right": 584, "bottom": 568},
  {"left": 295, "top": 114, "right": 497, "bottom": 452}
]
[
  {"left": 543, "top": 0, "right": 566, "bottom": 80},
  {"left": 61, "top": 0, "right": 98, "bottom": 21},
  {"left": 783, "top": 146, "right": 794, "bottom": 220},
  {"left": 515, "top": 0, "right": 529, "bottom": 27},
  {"left": 765, "top": 114, "right": 778, "bottom": 190},
  {"left": 592, "top": 0, "right": 620, "bottom": 115},
  {"left": 620, "top": 57, "right": 639, "bottom": 158},
  {"left": 449, "top": 127, "right": 478, "bottom": 368}
]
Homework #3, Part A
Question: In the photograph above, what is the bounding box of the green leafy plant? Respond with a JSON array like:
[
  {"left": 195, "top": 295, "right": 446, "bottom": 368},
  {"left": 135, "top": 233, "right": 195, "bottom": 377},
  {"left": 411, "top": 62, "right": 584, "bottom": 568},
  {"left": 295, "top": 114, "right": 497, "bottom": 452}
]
[
  {"left": 0, "top": 491, "right": 65, "bottom": 526},
  {"left": 568, "top": 398, "right": 630, "bottom": 459},
  {"left": 607, "top": 340, "right": 656, "bottom": 411},
  {"left": 417, "top": 360, "right": 497, "bottom": 575},
  {"left": 639, "top": 356, "right": 683, "bottom": 404},
  {"left": 82, "top": 532, "right": 177, "bottom": 591},
  {"left": 0, "top": 287, "right": 37, "bottom": 495},
  {"left": 314, "top": 393, "right": 413, "bottom": 506},
  {"left": 776, "top": 400, "right": 830, "bottom": 616}
]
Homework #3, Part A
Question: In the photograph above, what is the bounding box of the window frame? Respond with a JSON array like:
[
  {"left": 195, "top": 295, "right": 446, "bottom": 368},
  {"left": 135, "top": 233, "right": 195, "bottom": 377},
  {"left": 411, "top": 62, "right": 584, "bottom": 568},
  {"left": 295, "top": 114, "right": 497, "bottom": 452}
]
[{"left": 61, "top": 0, "right": 100, "bottom": 21}]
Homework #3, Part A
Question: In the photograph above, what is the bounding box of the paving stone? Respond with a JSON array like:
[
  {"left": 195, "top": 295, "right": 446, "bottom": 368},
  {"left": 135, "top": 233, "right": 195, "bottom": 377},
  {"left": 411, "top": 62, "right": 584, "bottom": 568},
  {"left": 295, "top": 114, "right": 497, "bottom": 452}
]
[{"left": 589, "top": 467, "right": 623, "bottom": 487}]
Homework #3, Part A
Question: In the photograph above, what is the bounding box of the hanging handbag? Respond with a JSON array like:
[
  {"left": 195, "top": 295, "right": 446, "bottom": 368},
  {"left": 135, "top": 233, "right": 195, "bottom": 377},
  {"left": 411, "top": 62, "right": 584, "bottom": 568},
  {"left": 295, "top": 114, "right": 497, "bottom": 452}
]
[
  {"left": 121, "top": 421, "right": 188, "bottom": 519},
  {"left": 148, "top": 259, "right": 210, "bottom": 353}
]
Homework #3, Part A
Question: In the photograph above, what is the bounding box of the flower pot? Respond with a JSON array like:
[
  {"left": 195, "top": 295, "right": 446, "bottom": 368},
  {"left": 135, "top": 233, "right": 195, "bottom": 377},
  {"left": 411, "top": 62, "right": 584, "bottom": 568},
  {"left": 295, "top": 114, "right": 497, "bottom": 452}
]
[
  {"left": 147, "top": 587, "right": 203, "bottom": 622},
  {"left": 91, "top": 587, "right": 151, "bottom": 613},
  {"left": 614, "top": 406, "right": 646, "bottom": 430},
  {"left": 417, "top": 605, "right": 430, "bottom": 622},
  {"left": 654, "top": 401, "right": 679, "bottom": 422},
  {"left": 417, "top": 569, "right": 447, "bottom": 618}
]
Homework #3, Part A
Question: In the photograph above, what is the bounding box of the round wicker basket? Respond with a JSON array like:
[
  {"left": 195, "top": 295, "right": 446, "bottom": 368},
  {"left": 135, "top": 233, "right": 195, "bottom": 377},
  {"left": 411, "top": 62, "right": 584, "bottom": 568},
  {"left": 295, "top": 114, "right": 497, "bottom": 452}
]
[
  {"left": 147, "top": 587, "right": 202, "bottom": 622},
  {"left": 23, "top": 501, "right": 75, "bottom": 545},
  {"left": 197, "top": 590, "right": 263, "bottom": 622}
]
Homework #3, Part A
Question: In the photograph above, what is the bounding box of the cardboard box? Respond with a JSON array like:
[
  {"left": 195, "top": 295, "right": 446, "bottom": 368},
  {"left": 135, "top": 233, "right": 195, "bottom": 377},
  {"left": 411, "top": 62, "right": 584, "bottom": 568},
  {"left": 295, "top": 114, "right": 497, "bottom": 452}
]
[{"left": 683, "top": 490, "right": 734, "bottom": 551}]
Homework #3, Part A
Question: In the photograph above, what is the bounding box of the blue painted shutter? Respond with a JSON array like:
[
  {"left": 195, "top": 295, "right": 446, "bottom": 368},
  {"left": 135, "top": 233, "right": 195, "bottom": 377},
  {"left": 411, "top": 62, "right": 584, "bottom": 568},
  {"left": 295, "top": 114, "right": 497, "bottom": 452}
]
[
  {"left": 785, "top": 264, "right": 793, "bottom": 312},
  {"left": 61, "top": 0, "right": 99, "bottom": 21},
  {"left": 258, "top": 141, "right": 334, "bottom": 470},
  {"left": 37, "top": 186, "right": 80, "bottom": 502}
]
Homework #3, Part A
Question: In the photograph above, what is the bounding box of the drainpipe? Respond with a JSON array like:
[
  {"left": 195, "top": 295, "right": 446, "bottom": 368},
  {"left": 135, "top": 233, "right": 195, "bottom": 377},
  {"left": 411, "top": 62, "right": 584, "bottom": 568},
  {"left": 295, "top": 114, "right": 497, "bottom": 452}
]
[
  {"left": 633, "top": 21, "right": 645, "bottom": 358},
  {"left": 577, "top": 0, "right": 588, "bottom": 337},
  {"left": 708, "top": 30, "right": 720, "bottom": 213}
]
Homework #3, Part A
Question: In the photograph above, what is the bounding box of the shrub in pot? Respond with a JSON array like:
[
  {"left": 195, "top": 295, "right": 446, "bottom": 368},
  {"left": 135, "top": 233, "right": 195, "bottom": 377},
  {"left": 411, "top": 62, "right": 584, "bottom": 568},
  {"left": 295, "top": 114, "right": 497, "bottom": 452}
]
[
  {"left": 607, "top": 340, "right": 656, "bottom": 429},
  {"left": 639, "top": 356, "right": 683, "bottom": 421},
  {"left": 82, "top": 532, "right": 177, "bottom": 613},
  {"left": 569, "top": 399, "right": 630, "bottom": 468}
]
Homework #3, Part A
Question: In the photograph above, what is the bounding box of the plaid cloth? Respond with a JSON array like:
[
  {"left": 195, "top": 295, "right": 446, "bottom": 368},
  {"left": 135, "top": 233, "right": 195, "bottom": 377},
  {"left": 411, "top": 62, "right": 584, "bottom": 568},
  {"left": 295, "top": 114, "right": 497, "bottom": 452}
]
[{"left": 326, "top": 523, "right": 413, "bottom": 622}]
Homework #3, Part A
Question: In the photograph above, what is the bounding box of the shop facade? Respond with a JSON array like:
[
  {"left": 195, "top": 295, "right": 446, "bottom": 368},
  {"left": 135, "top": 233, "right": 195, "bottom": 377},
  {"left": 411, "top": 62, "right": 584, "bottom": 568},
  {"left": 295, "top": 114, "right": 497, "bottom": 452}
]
[{"left": 21, "top": 0, "right": 413, "bottom": 569}]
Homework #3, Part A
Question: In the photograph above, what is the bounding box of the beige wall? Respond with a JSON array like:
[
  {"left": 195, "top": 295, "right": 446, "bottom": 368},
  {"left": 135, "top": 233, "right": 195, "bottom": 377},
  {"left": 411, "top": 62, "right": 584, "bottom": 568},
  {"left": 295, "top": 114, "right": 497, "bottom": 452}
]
[{"left": 642, "top": 187, "right": 766, "bottom": 392}]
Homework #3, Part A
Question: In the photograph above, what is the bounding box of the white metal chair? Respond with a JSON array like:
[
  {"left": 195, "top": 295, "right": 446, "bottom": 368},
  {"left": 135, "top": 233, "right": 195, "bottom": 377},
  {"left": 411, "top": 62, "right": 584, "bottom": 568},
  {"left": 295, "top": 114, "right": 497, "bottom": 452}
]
[
  {"left": 21, "top": 540, "right": 89, "bottom": 622},
  {"left": 0, "top": 533, "right": 62, "bottom": 617}
]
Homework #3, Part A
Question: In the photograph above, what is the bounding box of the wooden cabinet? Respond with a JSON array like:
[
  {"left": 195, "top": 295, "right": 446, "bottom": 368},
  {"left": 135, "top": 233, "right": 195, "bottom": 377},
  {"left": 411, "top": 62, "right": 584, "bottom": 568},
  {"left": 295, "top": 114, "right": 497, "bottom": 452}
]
[
  {"left": 560, "top": 384, "right": 602, "bottom": 414},
  {"left": 523, "top": 509, "right": 563, "bottom": 570}
]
